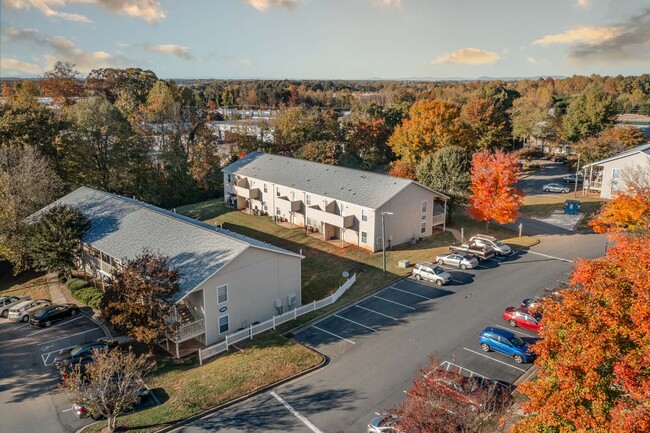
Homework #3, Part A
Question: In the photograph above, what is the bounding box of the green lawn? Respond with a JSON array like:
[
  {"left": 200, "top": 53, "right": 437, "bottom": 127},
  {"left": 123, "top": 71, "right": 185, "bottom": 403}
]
[{"left": 84, "top": 334, "right": 322, "bottom": 433}]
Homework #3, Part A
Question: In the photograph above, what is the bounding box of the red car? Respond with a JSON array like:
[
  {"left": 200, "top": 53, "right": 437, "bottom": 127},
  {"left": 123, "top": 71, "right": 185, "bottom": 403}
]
[{"left": 503, "top": 307, "right": 542, "bottom": 333}]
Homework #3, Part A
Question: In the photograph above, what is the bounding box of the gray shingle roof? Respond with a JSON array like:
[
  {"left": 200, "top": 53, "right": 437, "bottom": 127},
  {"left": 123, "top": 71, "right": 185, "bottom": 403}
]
[
  {"left": 223, "top": 152, "right": 447, "bottom": 209},
  {"left": 30, "top": 187, "right": 302, "bottom": 303},
  {"left": 582, "top": 143, "right": 650, "bottom": 168}
]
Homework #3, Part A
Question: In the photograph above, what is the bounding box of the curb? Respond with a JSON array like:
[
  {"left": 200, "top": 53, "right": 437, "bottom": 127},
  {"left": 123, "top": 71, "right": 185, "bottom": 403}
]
[
  {"left": 81, "top": 310, "right": 113, "bottom": 339},
  {"left": 155, "top": 342, "right": 330, "bottom": 433},
  {"left": 512, "top": 365, "right": 538, "bottom": 395}
]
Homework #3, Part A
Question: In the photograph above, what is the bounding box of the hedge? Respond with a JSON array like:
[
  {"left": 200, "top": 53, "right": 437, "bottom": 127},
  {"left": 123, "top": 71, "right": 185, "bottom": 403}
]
[{"left": 65, "top": 278, "right": 104, "bottom": 310}]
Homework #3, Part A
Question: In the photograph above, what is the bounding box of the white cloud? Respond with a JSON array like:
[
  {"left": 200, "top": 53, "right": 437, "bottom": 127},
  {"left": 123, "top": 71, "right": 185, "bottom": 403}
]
[
  {"left": 376, "top": 0, "right": 401, "bottom": 6},
  {"left": 534, "top": 26, "right": 620, "bottom": 46},
  {"left": 432, "top": 48, "right": 500, "bottom": 65},
  {"left": 146, "top": 44, "right": 193, "bottom": 60},
  {"left": 2, "top": 0, "right": 166, "bottom": 23},
  {"left": 576, "top": 0, "right": 590, "bottom": 8},
  {"left": 0, "top": 57, "right": 41, "bottom": 74},
  {"left": 526, "top": 56, "right": 537, "bottom": 64},
  {"left": 245, "top": 0, "right": 301, "bottom": 11},
  {"left": 3, "top": 26, "right": 127, "bottom": 72}
]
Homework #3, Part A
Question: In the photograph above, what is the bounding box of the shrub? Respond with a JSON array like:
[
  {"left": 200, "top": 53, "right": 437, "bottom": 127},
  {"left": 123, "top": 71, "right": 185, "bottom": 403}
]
[
  {"left": 514, "top": 147, "right": 545, "bottom": 160},
  {"left": 66, "top": 278, "right": 88, "bottom": 291},
  {"left": 70, "top": 285, "right": 104, "bottom": 310}
]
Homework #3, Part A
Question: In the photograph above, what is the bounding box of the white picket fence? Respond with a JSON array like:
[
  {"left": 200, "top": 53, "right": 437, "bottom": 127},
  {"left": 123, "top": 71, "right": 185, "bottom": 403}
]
[{"left": 198, "top": 273, "right": 357, "bottom": 365}]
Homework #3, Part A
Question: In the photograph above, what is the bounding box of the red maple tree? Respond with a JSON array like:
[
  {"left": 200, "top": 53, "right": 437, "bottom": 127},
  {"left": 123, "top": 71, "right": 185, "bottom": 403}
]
[{"left": 467, "top": 150, "right": 524, "bottom": 227}]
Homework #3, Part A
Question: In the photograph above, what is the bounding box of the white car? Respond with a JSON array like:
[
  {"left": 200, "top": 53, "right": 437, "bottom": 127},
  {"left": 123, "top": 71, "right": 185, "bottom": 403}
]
[
  {"left": 469, "top": 234, "right": 512, "bottom": 256},
  {"left": 0, "top": 295, "right": 30, "bottom": 318},
  {"left": 412, "top": 263, "right": 453, "bottom": 286},
  {"left": 7, "top": 299, "right": 51, "bottom": 322},
  {"left": 368, "top": 414, "right": 398, "bottom": 433},
  {"left": 543, "top": 183, "right": 569, "bottom": 193}
]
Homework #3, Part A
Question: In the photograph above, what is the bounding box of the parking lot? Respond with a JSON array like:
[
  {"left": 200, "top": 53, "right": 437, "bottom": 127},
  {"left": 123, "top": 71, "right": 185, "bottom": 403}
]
[
  {"left": 294, "top": 251, "right": 543, "bottom": 394},
  {"left": 0, "top": 308, "right": 107, "bottom": 433}
]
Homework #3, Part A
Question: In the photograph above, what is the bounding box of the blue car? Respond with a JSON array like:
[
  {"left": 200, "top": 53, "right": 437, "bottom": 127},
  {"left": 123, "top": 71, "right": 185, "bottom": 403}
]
[{"left": 478, "top": 327, "right": 534, "bottom": 364}]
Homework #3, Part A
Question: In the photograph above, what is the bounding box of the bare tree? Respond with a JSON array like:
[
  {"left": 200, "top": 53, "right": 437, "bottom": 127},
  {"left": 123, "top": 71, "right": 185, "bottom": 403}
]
[{"left": 60, "top": 347, "right": 155, "bottom": 432}]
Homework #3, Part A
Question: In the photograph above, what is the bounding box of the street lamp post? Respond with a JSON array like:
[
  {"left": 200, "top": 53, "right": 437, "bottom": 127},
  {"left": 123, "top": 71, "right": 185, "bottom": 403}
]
[{"left": 382, "top": 211, "right": 393, "bottom": 277}]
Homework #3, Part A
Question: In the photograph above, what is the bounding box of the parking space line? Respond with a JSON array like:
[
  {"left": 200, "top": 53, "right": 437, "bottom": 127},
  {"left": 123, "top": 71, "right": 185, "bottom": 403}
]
[
  {"left": 373, "top": 295, "right": 416, "bottom": 310},
  {"left": 311, "top": 326, "right": 355, "bottom": 344},
  {"left": 271, "top": 391, "right": 323, "bottom": 433},
  {"left": 354, "top": 305, "right": 398, "bottom": 321},
  {"left": 526, "top": 250, "right": 573, "bottom": 263},
  {"left": 37, "top": 327, "right": 101, "bottom": 345},
  {"left": 333, "top": 314, "right": 377, "bottom": 332},
  {"left": 14, "top": 322, "right": 32, "bottom": 329},
  {"left": 27, "top": 316, "right": 85, "bottom": 337},
  {"left": 389, "top": 286, "right": 433, "bottom": 301},
  {"left": 492, "top": 324, "right": 538, "bottom": 338},
  {"left": 42, "top": 344, "right": 78, "bottom": 366},
  {"left": 61, "top": 408, "right": 74, "bottom": 413},
  {"left": 462, "top": 347, "right": 527, "bottom": 372}
]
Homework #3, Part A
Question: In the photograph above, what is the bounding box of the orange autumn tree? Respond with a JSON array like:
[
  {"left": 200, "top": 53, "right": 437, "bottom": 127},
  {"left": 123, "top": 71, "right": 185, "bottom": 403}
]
[
  {"left": 468, "top": 150, "right": 523, "bottom": 228},
  {"left": 512, "top": 235, "right": 650, "bottom": 433}
]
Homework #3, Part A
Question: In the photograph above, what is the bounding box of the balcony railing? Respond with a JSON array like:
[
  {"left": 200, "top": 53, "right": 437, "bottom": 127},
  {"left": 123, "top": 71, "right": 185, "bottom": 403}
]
[
  {"left": 232, "top": 185, "right": 260, "bottom": 200},
  {"left": 277, "top": 196, "right": 302, "bottom": 213},
  {"left": 169, "top": 318, "right": 205, "bottom": 343},
  {"left": 306, "top": 206, "right": 355, "bottom": 228},
  {"left": 432, "top": 214, "right": 446, "bottom": 226}
]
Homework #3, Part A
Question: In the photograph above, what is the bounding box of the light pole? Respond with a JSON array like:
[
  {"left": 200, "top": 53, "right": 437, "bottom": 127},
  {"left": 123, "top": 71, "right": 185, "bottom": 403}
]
[{"left": 382, "top": 211, "right": 393, "bottom": 277}]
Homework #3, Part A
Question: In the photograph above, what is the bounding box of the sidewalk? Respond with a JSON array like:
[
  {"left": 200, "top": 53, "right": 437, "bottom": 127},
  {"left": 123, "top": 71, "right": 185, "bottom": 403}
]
[{"left": 46, "top": 272, "right": 67, "bottom": 304}]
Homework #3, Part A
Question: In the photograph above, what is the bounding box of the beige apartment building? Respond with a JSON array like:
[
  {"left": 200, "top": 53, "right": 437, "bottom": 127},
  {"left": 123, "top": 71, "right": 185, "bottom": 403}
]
[
  {"left": 30, "top": 187, "right": 303, "bottom": 357},
  {"left": 223, "top": 152, "right": 449, "bottom": 252},
  {"left": 582, "top": 143, "right": 650, "bottom": 199}
]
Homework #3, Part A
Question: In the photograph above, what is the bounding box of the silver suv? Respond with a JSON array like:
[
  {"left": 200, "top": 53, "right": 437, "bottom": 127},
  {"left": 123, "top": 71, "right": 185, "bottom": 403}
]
[
  {"left": 468, "top": 235, "right": 512, "bottom": 256},
  {"left": 412, "top": 263, "right": 453, "bottom": 286},
  {"left": 0, "top": 295, "right": 30, "bottom": 318}
]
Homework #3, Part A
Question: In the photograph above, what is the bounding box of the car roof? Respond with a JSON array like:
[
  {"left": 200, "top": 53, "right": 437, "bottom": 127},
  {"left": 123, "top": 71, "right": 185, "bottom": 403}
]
[
  {"left": 416, "top": 262, "right": 434, "bottom": 267},
  {"left": 10, "top": 300, "right": 34, "bottom": 310},
  {"left": 471, "top": 234, "right": 497, "bottom": 241},
  {"left": 482, "top": 326, "right": 518, "bottom": 338}
]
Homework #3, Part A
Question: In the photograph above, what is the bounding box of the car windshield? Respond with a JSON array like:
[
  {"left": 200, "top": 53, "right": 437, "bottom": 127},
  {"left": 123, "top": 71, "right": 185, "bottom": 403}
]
[
  {"left": 494, "top": 240, "right": 504, "bottom": 247},
  {"left": 34, "top": 309, "right": 49, "bottom": 318},
  {"left": 434, "top": 267, "right": 444, "bottom": 274},
  {"left": 70, "top": 345, "right": 88, "bottom": 357},
  {"left": 509, "top": 335, "right": 525, "bottom": 348}
]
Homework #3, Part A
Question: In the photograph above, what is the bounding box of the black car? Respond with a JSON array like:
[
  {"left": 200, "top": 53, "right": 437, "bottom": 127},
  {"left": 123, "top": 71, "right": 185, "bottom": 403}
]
[
  {"left": 54, "top": 338, "right": 118, "bottom": 370},
  {"left": 29, "top": 303, "right": 80, "bottom": 327}
]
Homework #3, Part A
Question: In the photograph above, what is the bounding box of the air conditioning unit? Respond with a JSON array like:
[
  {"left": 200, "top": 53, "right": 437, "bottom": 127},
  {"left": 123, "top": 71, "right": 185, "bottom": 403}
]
[
  {"left": 275, "top": 298, "right": 282, "bottom": 309},
  {"left": 287, "top": 293, "right": 297, "bottom": 306}
]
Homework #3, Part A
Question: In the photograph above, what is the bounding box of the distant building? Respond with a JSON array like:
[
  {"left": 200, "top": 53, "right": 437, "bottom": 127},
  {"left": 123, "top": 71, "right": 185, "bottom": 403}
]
[
  {"left": 222, "top": 152, "right": 449, "bottom": 252},
  {"left": 30, "top": 187, "right": 303, "bottom": 357},
  {"left": 582, "top": 143, "right": 650, "bottom": 199}
]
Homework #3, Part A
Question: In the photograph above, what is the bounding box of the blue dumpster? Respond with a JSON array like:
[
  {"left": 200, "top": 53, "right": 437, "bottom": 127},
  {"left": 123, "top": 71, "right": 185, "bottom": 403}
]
[{"left": 564, "top": 200, "right": 580, "bottom": 215}]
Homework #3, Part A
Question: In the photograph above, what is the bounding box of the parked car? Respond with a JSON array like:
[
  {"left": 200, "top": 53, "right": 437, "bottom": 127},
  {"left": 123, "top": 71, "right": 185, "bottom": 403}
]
[
  {"left": 436, "top": 253, "right": 479, "bottom": 270},
  {"left": 72, "top": 384, "right": 150, "bottom": 419},
  {"left": 448, "top": 242, "right": 495, "bottom": 260},
  {"left": 368, "top": 414, "right": 399, "bottom": 433},
  {"left": 0, "top": 295, "right": 30, "bottom": 318},
  {"left": 503, "top": 307, "right": 543, "bottom": 333},
  {"left": 468, "top": 234, "right": 512, "bottom": 257},
  {"left": 54, "top": 338, "right": 119, "bottom": 370},
  {"left": 29, "top": 303, "right": 80, "bottom": 327},
  {"left": 427, "top": 370, "right": 491, "bottom": 412},
  {"left": 7, "top": 299, "right": 51, "bottom": 322},
  {"left": 520, "top": 297, "right": 541, "bottom": 309},
  {"left": 551, "top": 155, "right": 568, "bottom": 163},
  {"left": 412, "top": 263, "right": 453, "bottom": 286},
  {"left": 562, "top": 173, "right": 584, "bottom": 183},
  {"left": 477, "top": 327, "right": 534, "bottom": 364},
  {"left": 542, "top": 183, "right": 569, "bottom": 193}
]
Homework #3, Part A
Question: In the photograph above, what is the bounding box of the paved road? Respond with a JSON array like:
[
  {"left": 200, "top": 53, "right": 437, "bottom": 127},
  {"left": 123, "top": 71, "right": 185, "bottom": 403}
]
[
  {"left": 171, "top": 231, "right": 606, "bottom": 433},
  {"left": 517, "top": 160, "right": 577, "bottom": 196},
  {"left": 0, "top": 310, "right": 107, "bottom": 433}
]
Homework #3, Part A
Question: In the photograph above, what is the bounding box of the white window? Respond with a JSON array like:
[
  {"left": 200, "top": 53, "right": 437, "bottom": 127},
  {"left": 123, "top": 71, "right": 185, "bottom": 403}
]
[
  {"left": 421, "top": 222, "right": 427, "bottom": 234},
  {"left": 276, "top": 186, "right": 280, "bottom": 196},
  {"left": 263, "top": 202, "right": 268, "bottom": 212},
  {"left": 306, "top": 195, "right": 311, "bottom": 205},
  {"left": 361, "top": 232, "right": 367, "bottom": 243},
  {"left": 361, "top": 209, "right": 368, "bottom": 222},
  {"left": 219, "top": 315, "right": 229, "bottom": 334},
  {"left": 227, "top": 174, "right": 232, "bottom": 183},
  {"left": 421, "top": 200, "right": 427, "bottom": 213},
  {"left": 612, "top": 168, "right": 620, "bottom": 179},
  {"left": 263, "top": 184, "right": 268, "bottom": 193},
  {"left": 306, "top": 217, "right": 312, "bottom": 226},
  {"left": 377, "top": 237, "right": 383, "bottom": 246},
  {"left": 217, "top": 285, "right": 228, "bottom": 304}
]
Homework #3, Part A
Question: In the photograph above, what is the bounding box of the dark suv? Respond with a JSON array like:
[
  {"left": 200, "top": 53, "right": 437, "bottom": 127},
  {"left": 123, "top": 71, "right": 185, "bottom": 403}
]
[{"left": 54, "top": 338, "right": 118, "bottom": 370}]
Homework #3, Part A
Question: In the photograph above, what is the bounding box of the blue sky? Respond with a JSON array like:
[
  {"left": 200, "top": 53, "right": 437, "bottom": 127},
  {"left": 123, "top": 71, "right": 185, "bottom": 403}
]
[{"left": 1, "top": 0, "right": 649, "bottom": 79}]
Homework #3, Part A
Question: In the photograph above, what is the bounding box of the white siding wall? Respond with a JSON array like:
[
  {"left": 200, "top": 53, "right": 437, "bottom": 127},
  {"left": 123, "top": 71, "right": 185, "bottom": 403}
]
[
  {"left": 599, "top": 153, "right": 650, "bottom": 199},
  {"left": 199, "top": 247, "right": 302, "bottom": 346},
  {"left": 375, "top": 184, "right": 441, "bottom": 252}
]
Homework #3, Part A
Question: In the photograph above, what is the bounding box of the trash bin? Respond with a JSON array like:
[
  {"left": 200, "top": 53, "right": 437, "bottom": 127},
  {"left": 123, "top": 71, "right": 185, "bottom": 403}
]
[{"left": 564, "top": 200, "right": 580, "bottom": 215}]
